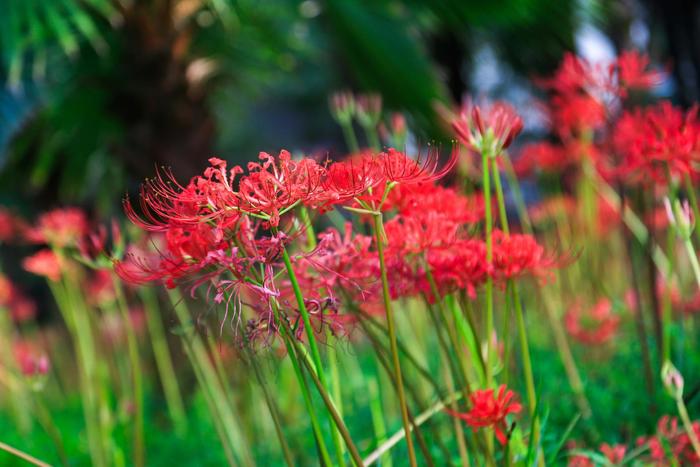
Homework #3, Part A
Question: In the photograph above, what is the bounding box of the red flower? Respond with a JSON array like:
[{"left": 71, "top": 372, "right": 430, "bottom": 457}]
[
  {"left": 564, "top": 298, "right": 620, "bottom": 345},
  {"left": 13, "top": 340, "right": 50, "bottom": 377},
  {"left": 27, "top": 208, "right": 90, "bottom": 247},
  {"left": 237, "top": 150, "right": 328, "bottom": 226},
  {"left": 23, "top": 249, "right": 62, "bottom": 282},
  {"left": 611, "top": 102, "right": 700, "bottom": 184},
  {"left": 615, "top": 50, "right": 663, "bottom": 95},
  {"left": 453, "top": 100, "right": 523, "bottom": 156},
  {"left": 449, "top": 385, "right": 522, "bottom": 444},
  {"left": 490, "top": 230, "right": 560, "bottom": 283},
  {"left": 642, "top": 416, "right": 700, "bottom": 465}
]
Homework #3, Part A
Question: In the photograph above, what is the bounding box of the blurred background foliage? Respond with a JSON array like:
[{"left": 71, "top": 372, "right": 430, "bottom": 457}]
[{"left": 1, "top": 0, "right": 697, "bottom": 216}]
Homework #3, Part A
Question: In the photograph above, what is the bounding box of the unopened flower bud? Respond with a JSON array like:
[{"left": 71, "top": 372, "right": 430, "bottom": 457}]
[
  {"left": 664, "top": 197, "right": 694, "bottom": 240},
  {"left": 355, "top": 93, "right": 382, "bottom": 127},
  {"left": 329, "top": 91, "right": 355, "bottom": 125},
  {"left": 662, "top": 361, "right": 684, "bottom": 399}
]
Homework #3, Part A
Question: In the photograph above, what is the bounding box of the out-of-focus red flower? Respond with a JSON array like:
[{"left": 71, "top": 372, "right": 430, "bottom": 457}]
[
  {"left": 0, "top": 275, "right": 37, "bottom": 323},
  {"left": 564, "top": 298, "right": 620, "bottom": 345},
  {"left": 550, "top": 94, "right": 607, "bottom": 138},
  {"left": 615, "top": 50, "right": 663, "bottom": 95},
  {"left": 23, "top": 249, "right": 62, "bottom": 282},
  {"left": 640, "top": 416, "right": 700, "bottom": 465},
  {"left": 448, "top": 385, "right": 522, "bottom": 445},
  {"left": 13, "top": 340, "right": 50, "bottom": 376},
  {"left": 26, "top": 208, "right": 90, "bottom": 247},
  {"left": 612, "top": 102, "right": 700, "bottom": 184},
  {"left": 453, "top": 100, "right": 523, "bottom": 156},
  {"left": 599, "top": 443, "right": 626, "bottom": 464},
  {"left": 0, "top": 208, "right": 29, "bottom": 243},
  {"left": 490, "top": 230, "right": 561, "bottom": 283},
  {"left": 528, "top": 195, "right": 577, "bottom": 226},
  {"left": 514, "top": 142, "right": 568, "bottom": 177},
  {"left": 87, "top": 270, "right": 116, "bottom": 306}
]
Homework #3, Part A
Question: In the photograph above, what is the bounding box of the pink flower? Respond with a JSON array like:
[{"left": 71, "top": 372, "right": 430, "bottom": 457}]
[{"left": 23, "top": 249, "right": 62, "bottom": 282}]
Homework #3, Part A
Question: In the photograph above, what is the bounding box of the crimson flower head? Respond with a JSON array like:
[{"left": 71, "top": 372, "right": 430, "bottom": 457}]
[
  {"left": 237, "top": 150, "right": 328, "bottom": 226},
  {"left": 381, "top": 147, "right": 457, "bottom": 186},
  {"left": 27, "top": 208, "right": 90, "bottom": 248},
  {"left": 453, "top": 100, "right": 523, "bottom": 157},
  {"left": 449, "top": 385, "right": 522, "bottom": 445},
  {"left": 490, "top": 230, "right": 561, "bottom": 283},
  {"left": 23, "top": 249, "right": 62, "bottom": 282},
  {"left": 564, "top": 298, "right": 620, "bottom": 345},
  {"left": 614, "top": 50, "right": 663, "bottom": 95}
]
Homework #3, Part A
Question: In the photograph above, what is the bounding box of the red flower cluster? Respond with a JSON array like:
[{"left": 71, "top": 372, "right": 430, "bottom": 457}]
[
  {"left": 640, "top": 416, "right": 700, "bottom": 465},
  {"left": 564, "top": 298, "right": 620, "bottom": 345},
  {"left": 611, "top": 101, "right": 700, "bottom": 185},
  {"left": 0, "top": 274, "right": 36, "bottom": 322},
  {"left": 449, "top": 385, "right": 522, "bottom": 445}
]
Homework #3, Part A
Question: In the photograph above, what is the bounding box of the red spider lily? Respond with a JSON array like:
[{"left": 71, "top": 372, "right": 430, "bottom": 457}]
[
  {"left": 13, "top": 340, "right": 50, "bottom": 376},
  {"left": 322, "top": 151, "right": 386, "bottom": 204},
  {"left": 537, "top": 53, "right": 604, "bottom": 96},
  {"left": 448, "top": 385, "right": 522, "bottom": 445},
  {"left": 26, "top": 207, "right": 90, "bottom": 248},
  {"left": 86, "top": 270, "right": 117, "bottom": 306},
  {"left": 598, "top": 444, "right": 627, "bottom": 464},
  {"left": 490, "top": 230, "right": 561, "bottom": 283},
  {"left": 549, "top": 93, "right": 606, "bottom": 138},
  {"left": 528, "top": 195, "right": 577, "bottom": 226},
  {"left": 0, "top": 274, "right": 37, "bottom": 323},
  {"left": 614, "top": 50, "right": 663, "bottom": 95},
  {"left": 295, "top": 223, "right": 375, "bottom": 302},
  {"left": 124, "top": 158, "right": 241, "bottom": 232},
  {"left": 566, "top": 442, "right": 627, "bottom": 466},
  {"left": 426, "top": 239, "right": 489, "bottom": 299},
  {"left": 564, "top": 298, "right": 620, "bottom": 345},
  {"left": 237, "top": 151, "right": 328, "bottom": 226},
  {"left": 611, "top": 101, "right": 700, "bottom": 184},
  {"left": 23, "top": 249, "right": 62, "bottom": 282},
  {"left": 453, "top": 100, "right": 523, "bottom": 156},
  {"left": 382, "top": 147, "right": 457, "bottom": 186},
  {"left": 0, "top": 208, "right": 29, "bottom": 243},
  {"left": 384, "top": 183, "right": 485, "bottom": 225},
  {"left": 514, "top": 142, "right": 569, "bottom": 177},
  {"left": 639, "top": 416, "right": 700, "bottom": 465}
]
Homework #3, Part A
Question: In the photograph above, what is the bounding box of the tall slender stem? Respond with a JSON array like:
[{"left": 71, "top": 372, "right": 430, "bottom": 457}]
[
  {"left": 372, "top": 212, "right": 417, "bottom": 467},
  {"left": 112, "top": 275, "right": 145, "bottom": 467},
  {"left": 482, "top": 153, "right": 495, "bottom": 390}
]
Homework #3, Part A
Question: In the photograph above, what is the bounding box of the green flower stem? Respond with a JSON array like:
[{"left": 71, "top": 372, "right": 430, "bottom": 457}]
[
  {"left": 502, "top": 153, "right": 533, "bottom": 234},
  {"left": 280, "top": 245, "right": 348, "bottom": 465},
  {"left": 491, "top": 160, "right": 509, "bottom": 234},
  {"left": 269, "top": 299, "right": 333, "bottom": 467},
  {"left": 538, "top": 291, "right": 592, "bottom": 420},
  {"left": 513, "top": 284, "right": 541, "bottom": 459},
  {"left": 372, "top": 212, "right": 418, "bottom": 467},
  {"left": 482, "top": 152, "right": 495, "bottom": 390},
  {"left": 684, "top": 173, "right": 700, "bottom": 245},
  {"left": 368, "top": 377, "right": 392, "bottom": 467},
  {"left": 111, "top": 274, "right": 145, "bottom": 467},
  {"left": 299, "top": 205, "right": 348, "bottom": 467},
  {"left": 677, "top": 394, "right": 700, "bottom": 459},
  {"left": 0, "top": 306, "right": 32, "bottom": 433},
  {"left": 139, "top": 288, "right": 187, "bottom": 436},
  {"left": 279, "top": 318, "right": 365, "bottom": 467},
  {"left": 167, "top": 289, "right": 248, "bottom": 467},
  {"left": 246, "top": 350, "right": 295, "bottom": 467},
  {"left": 280, "top": 246, "right": 325, "bottom": 383},
  {"left": 683, "top": 237, "right": 700, "bottom": 290},
  {"left": 362, "top": 124, "right": 381, "bottom": 151},
  {"left": 447, "top": 295, "right": 486, "bottom": 383},
  {"left": 342, "top": 122, "right": 360, "bottom": 153},
  {"left": 49, "top": 271, "right": 108, "bottom": 467}
]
